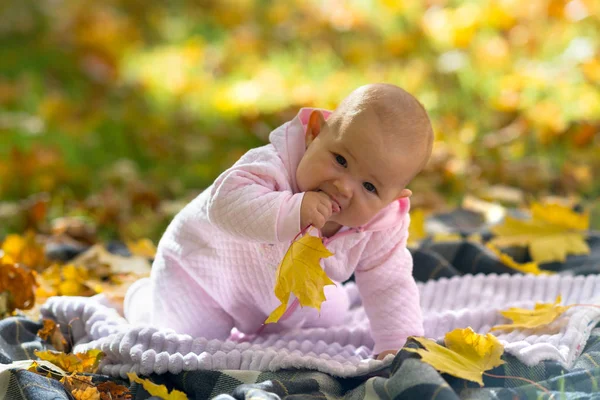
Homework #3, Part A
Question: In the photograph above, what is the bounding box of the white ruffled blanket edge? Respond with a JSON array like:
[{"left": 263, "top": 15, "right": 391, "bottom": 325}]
[{"left": 40, "top": 273, "right": 600, "bottom": 378}]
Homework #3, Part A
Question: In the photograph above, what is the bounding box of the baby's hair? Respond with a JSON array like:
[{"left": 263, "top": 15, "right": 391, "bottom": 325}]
[{"left": 332, "top": 83, "right": 434, "bottom": 179}]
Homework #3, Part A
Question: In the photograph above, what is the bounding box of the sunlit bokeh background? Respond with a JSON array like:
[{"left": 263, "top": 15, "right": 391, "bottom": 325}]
[{"left": 1, "top": 0, "right": 599, "bottom": 240}]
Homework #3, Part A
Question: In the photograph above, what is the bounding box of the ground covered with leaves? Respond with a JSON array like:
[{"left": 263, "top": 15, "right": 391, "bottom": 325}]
[{"left": 1, "top": 0, "right": 599, "bottom": 240}]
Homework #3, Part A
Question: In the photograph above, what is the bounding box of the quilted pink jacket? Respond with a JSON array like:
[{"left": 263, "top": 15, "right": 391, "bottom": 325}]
[{"left": 151, "top": 108, "right": 424, "bottom": 354}]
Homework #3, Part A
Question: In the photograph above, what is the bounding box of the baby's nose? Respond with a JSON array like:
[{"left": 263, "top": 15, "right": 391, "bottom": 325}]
[{"left": 334, "top": 179, "right": 352, "bottom": 197}]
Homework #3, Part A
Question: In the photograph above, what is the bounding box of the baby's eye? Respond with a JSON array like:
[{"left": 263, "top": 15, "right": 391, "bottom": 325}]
[
  {"left": 334, "top": 154, "right": 347, "bottom": 167},
  {"left": 363, "top": 182, "right": 377, "bottom": 194}
]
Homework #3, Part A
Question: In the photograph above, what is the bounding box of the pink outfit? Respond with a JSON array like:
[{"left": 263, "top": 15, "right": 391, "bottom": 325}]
[{"left": 124, "top": 108, "right": 424, "bottom": 354}]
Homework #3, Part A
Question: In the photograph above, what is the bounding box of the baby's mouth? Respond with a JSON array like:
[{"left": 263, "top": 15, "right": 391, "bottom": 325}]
[{"left": 331, "top": 197, "right": 341, "bottom": 213}]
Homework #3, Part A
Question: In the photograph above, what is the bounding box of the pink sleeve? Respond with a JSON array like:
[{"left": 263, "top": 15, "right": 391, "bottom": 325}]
[
  {"left": 355, "top": 213, "right": 424, "bottom": 355},
  {"left": 206, "top": 145, "right": 304, "bottom": 243}
]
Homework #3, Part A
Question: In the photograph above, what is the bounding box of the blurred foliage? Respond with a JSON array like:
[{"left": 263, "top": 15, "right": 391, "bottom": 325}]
[{"left": 1, "top": 0, "right": 600, "bottom": 241}]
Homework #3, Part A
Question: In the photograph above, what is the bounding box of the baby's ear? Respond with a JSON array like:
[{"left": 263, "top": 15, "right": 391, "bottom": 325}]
[
  {"left": 397, "top": 189, "right": 412, "bottom": 199},
  {"left": 305, "top": 110, "right": 326, "bottom": 147}
]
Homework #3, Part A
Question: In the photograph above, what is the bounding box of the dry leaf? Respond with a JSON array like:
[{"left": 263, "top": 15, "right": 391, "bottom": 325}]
[
  {"left": 266, "top": 232, "right": 335, "bottom": 323},
  {"left": 406, "top": 327, "right": 505, "bottom": 385},
  {"left": 126, "top": 238, "right": 157, "bottom": 259},
  {"left": 486, "top": 243, "right": 549, "bottom": 275},
  {"left": 51, "top": 216, "right": 97, "bottom": 245},
  {"left": 0, "top": 261, "right": 37, "bottom": 315},
  {"left": 408, "top": 209, "right": 427, "bottom": 246},
  {"left": 432, "top": 233, "right": 463, "bottom": 243},
  {"left": 127, "top": 372, "right": 187, "bottom": 400},
  {"left": 462, "top": 195, "right": 507, "bottom": 224},
  {"left": 491, "top": 295, "right": 572, "bottom": 331},
  {"left": 37, "top": 319, "right": 69, "bottom": 353},
  {"left": 0, "top": 292, "right": 10, "bottom": 318},
  {"left": 60, "top": 264, "right": 95, "bottom": 296},
  {"left": 1, "top": 231, "right": 46, "bottom": 270},
  {"left": 37, "top": 264, "right": 98, "bottom": 299},
  {"left": 72, "top": 244, "right": 151, "bottom": 277},
  {"left": 490, "top": 202, "right": 590, "bottom": 263},
  {"left": 73, "top": 386, "right": 101, "bottom": 400},
  {"left": 0, "top": 359, "right": 67, "bottom": 376},
  {"left": 61, "top": 375, "right": 100, "bottom": 400},
  {"left": 35, "top": 349, "right": 104, "bottom": 374},
  {"left": 96, "top": 381, "right": 132, "bottom": 400}
]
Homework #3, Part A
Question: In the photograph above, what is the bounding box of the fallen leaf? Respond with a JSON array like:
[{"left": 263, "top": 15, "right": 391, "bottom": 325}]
[
  {"left": 490, "top": 202, "right": 590, "bottom": 263},
  {"left": 37, "top": 319, "right": 69, "bottom": 353},
  {"left": 462, "top": 195, "right": 507, "bottom": 224},
  {"left": 61, "top": 375, "right": 100, "bottom": 400},
  {"left": 408, "top": 209, "right": 427, "bottom": 246},
  {"left": 51, "top": 216, "right": 97, "bottom": 245},
  {"left": 406, "top": 327, "right": 505, "bottom": 385},
  {"left": 72, "top": 244, "right": 151, "bottom": 277},
  {"left": 60, "top": 264, "right": 94, "bottom": 296},
  {"left": 491, "top": 295, "right": 572, "bottom": 331},
  {"left": 126, "top": 238, "right": 156, "bottom": 259},
  {"left": 37, "top": 264, "right": 98, "bottom": 299},
  {"left": 266, "top": 232, "right": 335, "bottom": 323},
  {"left": 35, "top": 349, "right": 104, "bottom": 374},
  {"left": 0, "top": 261, "right": 37, "bottom": 315},
  {"left": 531, "top": 202, "right": 589, "bottom": 230},
  {"left": 1, "top": 231, "right": 46, "bottom": 270},
  {"left": 486, "top": 244, "right": 549, "bottom": 275},
  {"left": 127, "top": 372, "right": 187, "bottom": 400},
  {"left": 432, "top": 233, "right": 463, "bottom": 243},
  {"left": 0, "top": 292, "right": 9, "bottom": 317},
  {"left": 72, "top": 386, "right": 101, "bottom": 400},
  {"left": 23, "top": 194, "right": 49, "bottom": 231},
  {"left": 0, "top": 359, "right": 67, "bottom": 376},
  {"left": 96, "top": 381, "right": 132, "bottom": 400}
]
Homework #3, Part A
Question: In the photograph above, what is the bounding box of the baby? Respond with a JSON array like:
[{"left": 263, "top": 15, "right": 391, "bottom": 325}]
[{"left": 125, "top": 83, "right": 434, "bottom": 359}]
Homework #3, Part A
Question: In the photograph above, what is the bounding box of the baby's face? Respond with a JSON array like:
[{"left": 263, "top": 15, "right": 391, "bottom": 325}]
[{"left": 296, "top": 111, "right": 417, "bottom": 228}]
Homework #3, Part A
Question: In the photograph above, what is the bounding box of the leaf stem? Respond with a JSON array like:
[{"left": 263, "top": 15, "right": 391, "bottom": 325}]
[
  {"left": 294, "top": 225, "right": 313, "bottom": 242},
  {"left": 483, "top": 372, "right": 553, "bottom": 398}
]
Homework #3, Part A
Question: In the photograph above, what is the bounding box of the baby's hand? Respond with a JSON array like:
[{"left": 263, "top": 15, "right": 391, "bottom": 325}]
[{"left": 300, "top": 191, "right": 336, "bottom": 230}]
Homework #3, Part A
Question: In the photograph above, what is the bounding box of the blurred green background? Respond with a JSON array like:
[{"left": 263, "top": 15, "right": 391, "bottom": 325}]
[{"left": 1, "top": 0, "right": 599, "bottom": 241}]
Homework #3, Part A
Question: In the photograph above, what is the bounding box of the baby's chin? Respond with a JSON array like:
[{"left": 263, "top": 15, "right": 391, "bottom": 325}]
[{"left": 329, "top": 214, "right": 368, "bottom": 229}]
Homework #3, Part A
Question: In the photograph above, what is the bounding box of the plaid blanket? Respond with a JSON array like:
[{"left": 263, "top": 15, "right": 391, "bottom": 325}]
[{"left": 1, "top": 209, "right": 599, "bottom": 399}]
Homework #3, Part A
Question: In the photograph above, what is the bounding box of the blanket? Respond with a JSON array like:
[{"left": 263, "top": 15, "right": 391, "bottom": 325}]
[
  {"left": 3, "top": 315, "right": 600, "bottom": 399},
  {"left": 39, "top": 273, "right": 600, "bottom": 379},
  {"left": 2, "top": 209, "right": 600, "bottom": 399}
]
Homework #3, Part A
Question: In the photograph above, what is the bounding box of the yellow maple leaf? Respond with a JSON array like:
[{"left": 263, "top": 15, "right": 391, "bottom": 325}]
[
  {"left": 35, "top": 349, "right": 104, "bottom": 374},
  {"left": 127, "top": 372, "right": 187, "bottom": 400},
  {"left": 491, "top": 295, "right": 572, "bottom": 331},
  {"left": 531, "top": 203, "right": 589, "bottom": 230},
  {"left": 490, "top": 202, "right": 590, "bottom": 263},
  {"left": 266, "top": 233, "right": 334, "bottom": 324},
  {"left": 406, "top": 327, "right": 505, "bottom": 386},
  {"left": 486, "top": 243, "right": 550, "bottom": 275}
]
